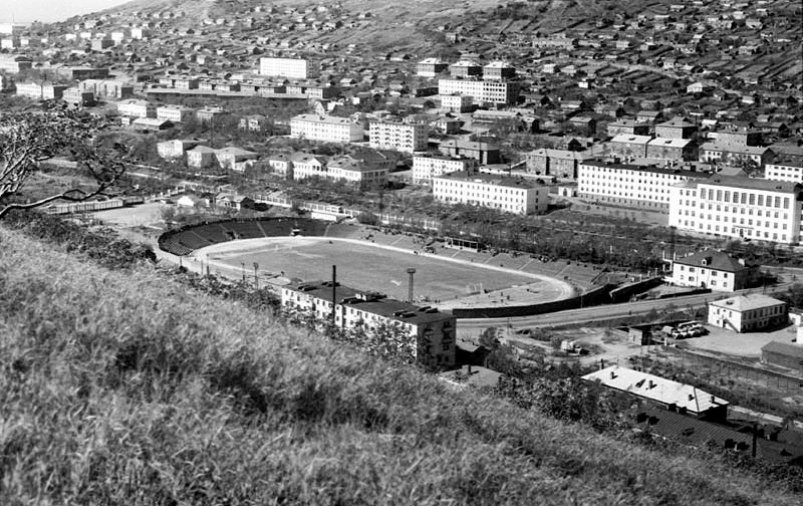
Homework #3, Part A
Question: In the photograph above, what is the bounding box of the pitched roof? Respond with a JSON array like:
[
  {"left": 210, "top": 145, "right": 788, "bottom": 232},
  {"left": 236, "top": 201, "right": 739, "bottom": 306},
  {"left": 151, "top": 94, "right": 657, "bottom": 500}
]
[
  {"left": 582, "top": 366, "right": 728, "bottom": 415},
  {"left": 674, "top": 250, "right": 746, "bottom": 272}
]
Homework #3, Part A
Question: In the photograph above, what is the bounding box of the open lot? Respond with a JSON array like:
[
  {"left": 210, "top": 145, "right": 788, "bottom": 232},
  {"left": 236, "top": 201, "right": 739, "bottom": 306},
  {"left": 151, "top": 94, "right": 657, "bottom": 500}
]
[{"left": 197, "top": 237, "right": 573, "bottom": 304}]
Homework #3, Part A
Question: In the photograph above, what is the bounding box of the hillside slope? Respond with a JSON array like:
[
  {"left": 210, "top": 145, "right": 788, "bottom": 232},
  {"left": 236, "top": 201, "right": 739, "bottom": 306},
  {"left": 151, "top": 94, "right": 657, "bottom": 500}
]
[{"left": 0, "top": 226, "right": 799, "bottom": 505}]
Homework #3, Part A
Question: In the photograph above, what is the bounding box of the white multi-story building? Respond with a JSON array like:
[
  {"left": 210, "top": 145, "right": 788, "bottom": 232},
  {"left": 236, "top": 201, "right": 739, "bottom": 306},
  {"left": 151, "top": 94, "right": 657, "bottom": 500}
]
[
  {"left": 15, "top": 82, "right": 44, "bottom": 99},
  {"left": 765, "top": 163, "right": 803, "bottom": 183},
  {"left": 577, "top": 160, "right": 705, "bottom": 211},
  {"left": 433, "top": 171, "right": 548, "bottom": 215},
  {"left": 157, "top": 139, "right": 198, "bottom": 160},
  {"left": 669, "top": 250, "right": 748, "bottom": 292},
  {"left": 483, "top": 61, "right": 516, "bottom": 81},
  {"left": 156, "top": 105, "right": 194, "bottom": 123},
  {"left": 368, "top": 120, "right": 427, "bottom": 153},
  {"left": 439, "top": 93, "right": 473, "bottom": 112},
  {"left": 290, "top": 114, "right": 364, "bottom": 143},
  {"left": 327, "top": 156, "right": 389, "bottom": 187},
  {"left": 438, "top": 78, "right": 519, "bottom": 106},
  {"left": 259, "top": 57, "right": 308, "bottom": 79},
  {"left": 117, "top": 99, "right": 155, "bottom": 118},
  {"left": 668, "top": 176, "right": 803, "bottom": 245},
  {"left": 412, "top": 155, "right": 476, "bottom": 184},
  {"left": 281, "top": 280, "right": 456, "bottom": 368}
]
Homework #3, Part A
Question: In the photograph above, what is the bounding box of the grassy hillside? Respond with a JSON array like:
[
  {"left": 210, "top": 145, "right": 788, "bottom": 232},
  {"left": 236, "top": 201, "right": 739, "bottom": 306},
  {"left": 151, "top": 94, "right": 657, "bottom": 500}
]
[{"left": 0, "top": 225, "right": 799, "bottom": 505}]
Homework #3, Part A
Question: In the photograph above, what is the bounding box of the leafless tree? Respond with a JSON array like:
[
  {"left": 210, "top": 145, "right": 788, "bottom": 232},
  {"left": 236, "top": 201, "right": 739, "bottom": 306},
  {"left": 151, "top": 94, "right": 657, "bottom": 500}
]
[{"left": 0, "top": 103, "right": 127, "bottom": 219}]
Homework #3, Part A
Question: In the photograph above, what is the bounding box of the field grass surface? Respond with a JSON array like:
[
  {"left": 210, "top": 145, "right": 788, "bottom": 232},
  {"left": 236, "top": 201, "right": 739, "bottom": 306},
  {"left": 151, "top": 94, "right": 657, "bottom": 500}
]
[
  {"left": 0, "top": 226, "right": 800, "bottom": 505},
  {"left": 202, "top": 237, "right": 569, "bottom": 303}
]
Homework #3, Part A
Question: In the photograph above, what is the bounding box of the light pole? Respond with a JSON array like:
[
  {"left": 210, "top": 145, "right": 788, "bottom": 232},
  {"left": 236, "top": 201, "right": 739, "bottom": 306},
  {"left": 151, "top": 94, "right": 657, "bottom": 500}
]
[{"left": 253, "top": 262, "right": 259, "bottom": 289}]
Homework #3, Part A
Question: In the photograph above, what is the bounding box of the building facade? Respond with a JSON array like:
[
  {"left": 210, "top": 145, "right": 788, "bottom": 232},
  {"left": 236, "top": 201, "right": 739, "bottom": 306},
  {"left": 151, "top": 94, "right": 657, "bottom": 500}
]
[
  {"left": 670, "top": 250, "right": 748, "bottom": 292},
  {"left": 765, "top": 163, "right": 803, "bottom": 183},
  {"left": 412, "top": 155, "right": 476, "bottom": 184},
  {"left": 578, "top": 160, "right": 705, "bottom": 210},
  {"left": 117, "top": 100, "right": 155, "bottom": 118},
  {"left": 369, "top": 120, "right": 427, "bottom": 153},
  {"left": 438, "top": 78, "right": 519, "bottom": 106},
  {"left": 708, "top": 294, "right": 787, "bottom": 333},
  {"left": 281, "top": 281, "right": 456, "bottom": 368},
  {"left": 433, "top": 172, "right": 548, "bottom": 215},
  {"left": 668, "top": 176, "right": 802, "bottom": 245},
  {"left": 416, "top": 57, "right": 448, "bottom": 78},
  {"left": 290, "top": 114, "right": 364, "bottom": 143},
  {"left": 156, "top": 106, "right": 194, "bottom": 123},
  {"left": 259, "top": 57, "right": 308, "bottom": 79}
]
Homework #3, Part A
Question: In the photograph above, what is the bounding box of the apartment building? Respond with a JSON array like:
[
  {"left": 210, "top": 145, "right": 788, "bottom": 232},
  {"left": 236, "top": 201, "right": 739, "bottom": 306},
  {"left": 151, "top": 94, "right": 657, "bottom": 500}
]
[
  {"left": 578, "top": 160, "right": 705, "bottom": 210},
  {"left": 156, "top": 105, "right": 194, "bottom": 123},
  {"left": 417, "top": 57, "right": 448, "bottom": 78},
  {"left": 655, "top": 117, "right": 697, "bottom": 139},
  {"left": 186, "top": 146, "right": 217, "bottom": 169},
  {"left": 668, "top": 176, "right": 803, "bottom": 244},
  {"left": 117, "top": 100, "right": 155, "bottom": 118},
  {"left": 368, "top": 120, "right": 428, "bottom": 153},
  {"left": 646, "top": 137, "right": 698, "bottom": 162},
  {"left": 327, "top": 156, "right": 389, "bottom": 187},
  {"left": 79, "top": 79, "right": 134, "bottom": 100},
  {"left": 62, "top": 87, "right": 95, "bottom": 106},
  {"left": 608, "top": 134, "right": 651, "bottom": 159},
  {"left": 433, "top": 171, "right": 548, "bottom": 215},
  {"left": 699, "top": 142, "right": 774, "bottom": 168},
  {"left": 526, "top": 149, "right": 592, "bottom": 180},
  {"left": 259, "top": 57, "right": 308, "bottom": 79},
  {"left": 438, "top": 78, "right": 519, "bottom": 106},
  {"left": 0, "top": 54, "right": 32, "bottom": 73},
  {"left": 290, "top": 114, "right": 364, "bottom": 143},
  {"left": 290, "top": 153, "right": 327, "bottom": 180},
  {"left": 764, "top": 163, "right": 803, "bottom": 183},
  {"left": 215, "top": 147, "right": 259, "bottom": 171},
  {"left": 15, "top": 82, "right": 67, "bottom": 100},
  {"left": 412, "top": 155, "right": 477, "bottom": 184},
  {"left": 281, "top": 281, "right": 456, "bottom": 369},
  {"left": 157, "top": 139, "right": 198, "bottom": 160}
]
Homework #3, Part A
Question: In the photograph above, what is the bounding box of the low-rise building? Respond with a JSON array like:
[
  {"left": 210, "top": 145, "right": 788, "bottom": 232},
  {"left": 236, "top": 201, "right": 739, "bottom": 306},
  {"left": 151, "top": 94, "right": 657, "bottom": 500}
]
[
  {"left": 62, "top": 87, "right": 95, "bottom": 106},
  {"left": 583, "top": 366, "right": 729, "bottom": 420},
  {"left": 440, "top": 93, "right": 473, "bottom": 112},
  {"left": 369, "top": 119, "right": 428, "bottom": 153},
  {"left": 327, "top": 155, "right": 389, "bottom": 188},
  {"left": 578, "top": 160, "right": 705, "bottom": 211},
  {"left": 290, "top": 114, "right": 364, "bottom": 143},
  {"left": 646, "top": 137, "right": 698, "bottom": 162},
  {"left": 157, "top": 139, "right": 198, "bottom": 160},
  {"left": 761, "top": 341, "right": 803, "bottom": 371},
  {"left": 117, "top": 99, "right": 155, "bottom": 118},
  {"left": 699, "top": 142, "right": 774, "bottom": 168},
  {"left": 268, "top": 153, "right": 293, "bottom": 179},
  {"left": 412, "top": 155, "right": 476, "bottom": 184},
  {"left": 281, "top": 280, "right": 456, "bottom": 368},
  {"left": 708, "top": 294, "right": 787, "bottom": 333},
  {"left": 449, "top": 60, "right": 481, "bottom": 78},
  {"left": 670, "top": 250, "right": 748, "bottom": 292},
  {"left": 156, "top": 106, "right": 194, "bottom": 123},
  {"left": 186, "top": 145, "right": 218, "bottom": 169},
  {"left": 79, "top": 79, "right": 134, "bottom": 100},
  {"left": 416, "top": 57, "right": 448, "bottom": 78},
  {"left": 526, "top": 149, "right": 591, "bottom": 179},
  {"left": 433, "top": 171, "right": 548, "bottom": 215},
  {"left": 668, "top": 176, "right": 802, "bottom": 245},
  {"left": 0, "top": 54, "right": 32, "bottom": 73},
  {"left": 608, "top": 134, "right": 651, "bottom": 159},
  {"left": 483, "top": 61, "right": 516, "bottom": 81},
  {"left": 607, "top": 119, "right": 651, "bottom": 137},
  {"left": 655, "top": 117, "right": 698, "bottom": 139},
  {"left": 215, "top": 147, "right": 259, "bottom": 171},
  {"left": 439, "top": 139, "right": 501, "bottom": 165}
]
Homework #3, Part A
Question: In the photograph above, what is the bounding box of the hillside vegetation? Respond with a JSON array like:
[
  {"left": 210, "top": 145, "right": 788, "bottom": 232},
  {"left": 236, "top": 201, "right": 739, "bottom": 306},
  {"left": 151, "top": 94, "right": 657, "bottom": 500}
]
[{"left": 0, "top": 226, "right": 800, "bottom": 505}]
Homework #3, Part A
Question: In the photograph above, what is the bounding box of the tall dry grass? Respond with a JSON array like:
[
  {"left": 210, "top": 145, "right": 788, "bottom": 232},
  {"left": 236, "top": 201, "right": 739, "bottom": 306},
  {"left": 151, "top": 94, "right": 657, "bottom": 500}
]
[{"left": 0, "top": 227, "right": 799, "bottom": 505}]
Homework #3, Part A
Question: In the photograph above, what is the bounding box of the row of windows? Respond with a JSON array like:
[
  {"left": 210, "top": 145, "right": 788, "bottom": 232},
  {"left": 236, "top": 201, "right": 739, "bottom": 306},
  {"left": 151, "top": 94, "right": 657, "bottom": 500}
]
[
  {"left": 699, "top": 188, "right": 791, "bottom": 208},
  {"left": 677, "top": 221, "right": 788, "bottom": 241}
]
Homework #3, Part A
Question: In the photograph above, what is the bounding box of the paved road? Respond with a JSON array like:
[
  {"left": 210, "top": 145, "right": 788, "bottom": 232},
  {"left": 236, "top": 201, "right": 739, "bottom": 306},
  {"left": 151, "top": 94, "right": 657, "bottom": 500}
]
[{"left": 457, "top": 281, "right": 797, "bottom": 334}]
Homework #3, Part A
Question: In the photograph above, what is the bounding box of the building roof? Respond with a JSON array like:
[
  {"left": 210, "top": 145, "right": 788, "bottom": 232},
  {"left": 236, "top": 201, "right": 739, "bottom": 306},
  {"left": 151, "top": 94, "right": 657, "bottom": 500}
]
[
  {"left": 761, "top": 341, "right": 803, "bottom": 359},
  {"left": 674, "top": 250, "right": 746, "bottom": 272},
  {"left": 700, "top": 175, "right": 801, "bottom": 193},
  {"left": 699, "top": 142, "right": 770, "bottom": 156},
  {"left": 292, "top": 113, "right": 358, "bottom": 125},
  {"left": 582, "top": 365, "right": 729, "bottom": 415},
  {"left": 216, "top": 146, "right": 258, "bottom": 157},
  {"left": 647, "top": 137, "right": 694, "bottom": 148},
  {"left": 435, "top": 171, "right": 542, "bottom": 189},
  {"left": 529, "top": 148, "right": 591, "bottom": 160},
  {"left": 440, "top": 139, "right": 501, "bottom": 151},
  {"left": 658, "top": 117, "right": 696, "bottom": 128},
  {"left": 709, "top": 293, "right": 786, "bottom": 312},
  {"left": 582, "top": 159, "right": 706, "bottom": 178},
  {"left": 285, "top": 280, "right": 453, "bottom": 325},
  {"left": 611, "top": 134, "right": 652, "bottom": 145},
  {"left": 418, "top": 57, "right": 444, "bottom": 65}
]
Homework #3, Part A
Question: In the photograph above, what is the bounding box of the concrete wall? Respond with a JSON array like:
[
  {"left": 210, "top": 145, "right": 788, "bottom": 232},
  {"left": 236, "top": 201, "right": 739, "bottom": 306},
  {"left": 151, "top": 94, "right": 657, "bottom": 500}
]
[{"left": 452, "top": 284, "right": 613, "bottom": 319}]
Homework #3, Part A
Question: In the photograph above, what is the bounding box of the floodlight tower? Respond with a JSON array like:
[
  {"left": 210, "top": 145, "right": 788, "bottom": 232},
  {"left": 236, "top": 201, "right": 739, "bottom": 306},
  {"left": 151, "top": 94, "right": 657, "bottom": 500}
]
[{"left": 407, "top": 268, "right": 417, "bottom": 302}]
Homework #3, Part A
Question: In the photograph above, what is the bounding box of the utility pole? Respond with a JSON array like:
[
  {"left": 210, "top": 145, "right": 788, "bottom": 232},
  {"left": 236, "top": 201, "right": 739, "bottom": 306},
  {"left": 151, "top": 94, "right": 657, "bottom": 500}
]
[
  {"left": 253, "top": 262, "right": 259, "bottom": 290},
  {"left": 331, "top": 265, "right": 337, "bottom": 326}
]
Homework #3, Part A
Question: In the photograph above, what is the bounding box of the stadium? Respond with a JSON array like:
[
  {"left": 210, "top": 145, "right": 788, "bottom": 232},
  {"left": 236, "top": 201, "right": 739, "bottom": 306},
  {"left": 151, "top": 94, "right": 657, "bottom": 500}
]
[{"left": 158, "top": 218, "right": 586, "bottom": 310}]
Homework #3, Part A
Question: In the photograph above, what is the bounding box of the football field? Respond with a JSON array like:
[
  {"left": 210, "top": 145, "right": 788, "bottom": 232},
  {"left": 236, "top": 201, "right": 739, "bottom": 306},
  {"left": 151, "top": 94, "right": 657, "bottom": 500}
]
[{"left": 199, "top": 237, "right": 572, "bottom": 304}]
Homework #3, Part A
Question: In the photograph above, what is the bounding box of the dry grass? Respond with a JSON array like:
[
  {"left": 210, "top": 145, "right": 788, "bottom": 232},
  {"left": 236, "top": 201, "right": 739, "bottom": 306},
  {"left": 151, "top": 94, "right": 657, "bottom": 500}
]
[{"left": 0, "top": 226, "right": 799, "bottom": 505}]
